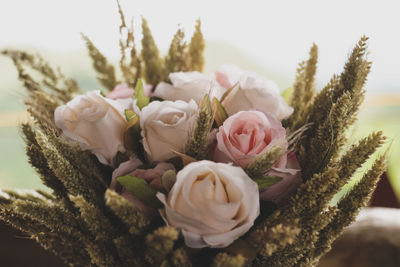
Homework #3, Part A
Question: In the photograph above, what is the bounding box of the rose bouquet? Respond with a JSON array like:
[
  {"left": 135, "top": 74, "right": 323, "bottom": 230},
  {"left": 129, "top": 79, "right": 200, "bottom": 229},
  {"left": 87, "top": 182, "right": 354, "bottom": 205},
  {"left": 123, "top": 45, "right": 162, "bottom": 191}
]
[{"left": 0, "top": 2, "right": 386, "bottom": 267}]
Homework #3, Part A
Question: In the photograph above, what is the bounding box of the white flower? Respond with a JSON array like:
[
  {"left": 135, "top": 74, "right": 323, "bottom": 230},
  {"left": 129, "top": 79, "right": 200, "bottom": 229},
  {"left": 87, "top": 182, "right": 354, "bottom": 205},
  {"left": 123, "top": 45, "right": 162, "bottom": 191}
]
[
  {"left": 216, "top": 64, "right": 293, "bottom": 120},
  {"left": 153, "top": 71, "right": 225, "bottom": 104},
  {"left": 54, "top": 90, "right": 127, "bottom": 166},
  {"left": 157, "top": 160, "right": 260, "bottom": 248},
  {"left": 140, "top": 99, "right": 198, "bottom": 162}
]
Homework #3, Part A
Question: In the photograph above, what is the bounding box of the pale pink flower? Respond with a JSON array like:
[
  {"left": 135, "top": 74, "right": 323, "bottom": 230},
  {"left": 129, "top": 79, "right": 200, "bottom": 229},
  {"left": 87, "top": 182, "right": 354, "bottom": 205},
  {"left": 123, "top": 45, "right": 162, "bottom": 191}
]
[
  {"left": 107, "top": 84, "right": 135, "bottom": 100},
  {"left": 111, "top": 158, "right": 175, "bottom": 217},
  {"left": 260, "top": 152, "right": 302, "bottom": 204},
  {"left": 215, "top": 64, "right": 243, "bottom": 89},
  {"left": 107, "top": 83, "right": 153, "bottom": 99},
  {"left": 214, "top": 110, "right": 288, "bottom": 167},
  {"left": 107, "top": 83, "right": 153, "bottom": 111}
]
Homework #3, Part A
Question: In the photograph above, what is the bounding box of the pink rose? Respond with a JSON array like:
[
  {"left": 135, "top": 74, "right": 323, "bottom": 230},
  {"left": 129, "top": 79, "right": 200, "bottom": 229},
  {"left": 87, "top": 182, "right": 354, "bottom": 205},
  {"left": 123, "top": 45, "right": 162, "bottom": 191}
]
[
  {"left": 107, "top": 84, "right": 135, "bottom": 100},
  {"left": 214, "top": 110, "right": 287, "bottom": 167},
  {"left": 107, "top": 83, "right": 153, "bottom": 100},
  {"left": 215, "top": 64, "right": 244, "bottom": 89},
  {"left": 107, "top": 83, "right": 154, "bottom": 112},
  {"left": 260, "top": 152, "right": 301, "bottom": 204},
  {"left": 110, "top": 158, "right": 175, "bottom": 217}
]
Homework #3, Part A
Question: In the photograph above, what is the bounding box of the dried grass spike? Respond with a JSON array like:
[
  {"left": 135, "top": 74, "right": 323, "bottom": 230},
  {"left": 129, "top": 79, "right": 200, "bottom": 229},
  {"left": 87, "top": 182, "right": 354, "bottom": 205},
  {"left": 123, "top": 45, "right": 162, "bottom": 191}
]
[
  {"left": 145, "top": 226, "right": 179, "bottom": 266},
  {"left": 188, "top": 19, "right": 205, "bottom": 72},
  {"left": 185, "top": 94, "right": 214, "bottom": 160},
  {"left": 166, "top": 28, "right": 189, "bottom": 74},
  {"left": 82, "top": 34, "right": 118, "bottom": 91},
  {"left": 141, "top": 18, "right": 166, "bottom": 87}
]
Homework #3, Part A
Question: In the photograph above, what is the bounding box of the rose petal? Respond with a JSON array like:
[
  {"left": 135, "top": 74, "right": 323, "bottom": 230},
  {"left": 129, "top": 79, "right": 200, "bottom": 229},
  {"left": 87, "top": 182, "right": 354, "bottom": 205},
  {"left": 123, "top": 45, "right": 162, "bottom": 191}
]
[
  {"left": 54, "top": 91, "right": 127, "bottom": 166},
  {"left": 214, "top": 110, "right": 287, "bottom": 167},
  {"left": 107, "top": 84, "right": 135, "bottom": 100},
  {"left": 218, "top": 64, "right": 293, "bottom": 120},
  {"left": 140, "top": 100, "right": 198, "bottom": 162},
  {"left": 158, "top": 161, "right": 260, "bottom": 248},
  {"left": 153, "top": 71, "right": 225, "bottom": 104},
  {"left": 260, "top": 152, "right": 302, "bottom": 204}
]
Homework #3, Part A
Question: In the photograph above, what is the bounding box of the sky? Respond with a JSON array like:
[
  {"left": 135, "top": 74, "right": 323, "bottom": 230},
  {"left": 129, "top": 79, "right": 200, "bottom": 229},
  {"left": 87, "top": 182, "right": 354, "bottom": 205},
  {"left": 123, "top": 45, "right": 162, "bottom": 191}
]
[{"left": 1, "top": 0, "right": 400, "bottom": 93}]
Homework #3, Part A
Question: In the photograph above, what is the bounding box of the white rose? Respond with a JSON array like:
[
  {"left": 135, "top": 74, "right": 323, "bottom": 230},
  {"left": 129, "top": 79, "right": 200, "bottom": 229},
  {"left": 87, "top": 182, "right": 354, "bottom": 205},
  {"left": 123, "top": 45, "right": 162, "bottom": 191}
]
[
  {"left": 54, "top": 90, "right": 128, "bottom": 166},
  {"left": 216, "top": 64, "right": 293, "bottom": 120},
  {"left": 153, "top": 71, "right": 225, "bottom": 104},
  {"left": 140, "top": 99, "right": 198, "bottom": 162},
  {"left": 157, "top": 160, "right": 260, "bottom": 248}
]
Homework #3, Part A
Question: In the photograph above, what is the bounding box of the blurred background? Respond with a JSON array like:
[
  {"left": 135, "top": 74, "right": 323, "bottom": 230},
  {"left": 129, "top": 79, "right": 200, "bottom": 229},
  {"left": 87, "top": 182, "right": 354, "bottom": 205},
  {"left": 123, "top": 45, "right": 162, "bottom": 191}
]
[{"left": 0, "top": 0, "right": 399, "bottom": 266}]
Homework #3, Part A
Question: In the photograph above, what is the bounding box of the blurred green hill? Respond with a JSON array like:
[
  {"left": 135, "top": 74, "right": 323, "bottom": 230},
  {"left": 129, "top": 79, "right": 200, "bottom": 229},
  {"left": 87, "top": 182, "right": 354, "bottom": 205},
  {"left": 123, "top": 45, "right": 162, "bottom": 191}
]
[{"left": 0, "top": 41, "right": 399, "bottom": 201}]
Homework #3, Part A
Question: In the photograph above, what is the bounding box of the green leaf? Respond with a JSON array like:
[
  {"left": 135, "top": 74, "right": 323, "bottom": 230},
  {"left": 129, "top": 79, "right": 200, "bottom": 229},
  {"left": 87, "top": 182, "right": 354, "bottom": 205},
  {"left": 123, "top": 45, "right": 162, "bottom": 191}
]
[
  {"left": 124, "top": 109, "right": 137, "bottom": 122},
  {"left": 133, "top": 79, "right": 150, "bottom": 110},
  {"left": 211, "top": 97, "right": 228, "bottom": 126},
  {"left": 254, "top": 175, "right": 283, "bottom": 191},
  {"left": 117, "top": 175, "right": 162, "bottom": 208}
]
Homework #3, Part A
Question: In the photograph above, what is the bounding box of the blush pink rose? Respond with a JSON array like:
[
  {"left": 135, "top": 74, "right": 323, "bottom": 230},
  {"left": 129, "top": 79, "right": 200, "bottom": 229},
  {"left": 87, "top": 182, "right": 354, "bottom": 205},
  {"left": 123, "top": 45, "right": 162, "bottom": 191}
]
[
  {"left": 107, "top": 83, "right": 154, "bottom": 112},
  {"left": 107, "top": 83, "right": 153, "bottom": 99},
  {"left": 215, "top": 64, "right": 243, "bottom": 89},
  {"left": 260, "top": 152, "right": 301, "bottom": 204},
  {"left": 110, "top": 158, "right": 175, "bottom": 217},
  {"left": 214, "top": 110, "right": 287, "bottom": 167},
  {"left": 107, "top": 84, "right": 135, "bottom": 100}
]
